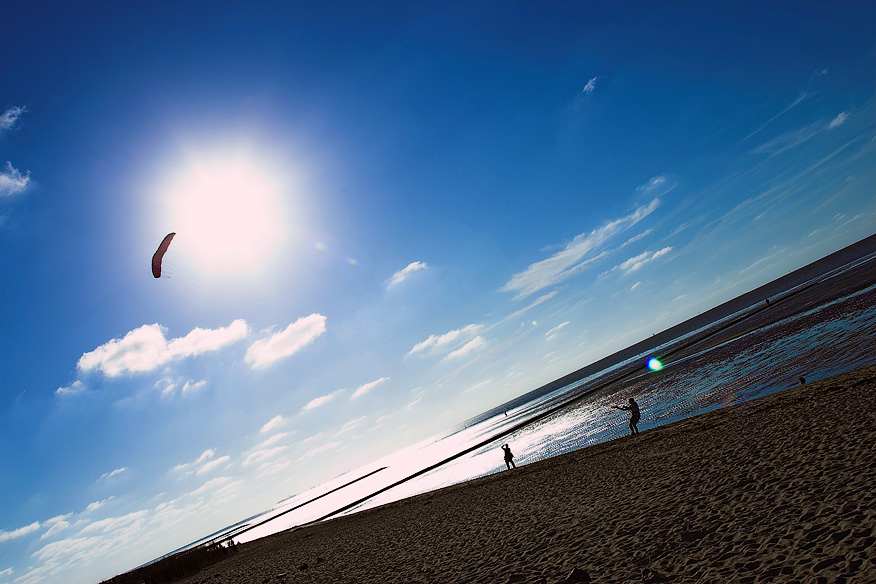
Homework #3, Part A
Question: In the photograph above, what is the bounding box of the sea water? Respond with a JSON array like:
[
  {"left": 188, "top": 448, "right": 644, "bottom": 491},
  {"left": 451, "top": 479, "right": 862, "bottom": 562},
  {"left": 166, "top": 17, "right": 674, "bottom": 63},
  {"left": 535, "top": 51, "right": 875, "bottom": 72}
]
[{"left": 213, "top": 254, "right": 876, "bottom": 546}]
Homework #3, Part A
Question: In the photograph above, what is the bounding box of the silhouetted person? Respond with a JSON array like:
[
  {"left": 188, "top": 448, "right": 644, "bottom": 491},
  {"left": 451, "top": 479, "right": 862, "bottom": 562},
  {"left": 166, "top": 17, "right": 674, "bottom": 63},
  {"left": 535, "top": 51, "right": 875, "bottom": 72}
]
[
  {"left": 799, "top": 376, "right": 806, "bottom": 385},
  {"left": 501, "top": 444, "right": 516, "bottom": 469},
  {"left": 615, "top": 397, "right": 640, "bottom": 435}
]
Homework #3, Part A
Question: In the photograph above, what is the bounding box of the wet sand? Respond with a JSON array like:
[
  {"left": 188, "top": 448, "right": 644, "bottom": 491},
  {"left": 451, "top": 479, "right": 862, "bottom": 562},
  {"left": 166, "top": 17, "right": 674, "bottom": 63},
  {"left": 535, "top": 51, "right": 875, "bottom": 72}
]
[{"left": 178, "top": 364, "right": 876, "bottom": 584}]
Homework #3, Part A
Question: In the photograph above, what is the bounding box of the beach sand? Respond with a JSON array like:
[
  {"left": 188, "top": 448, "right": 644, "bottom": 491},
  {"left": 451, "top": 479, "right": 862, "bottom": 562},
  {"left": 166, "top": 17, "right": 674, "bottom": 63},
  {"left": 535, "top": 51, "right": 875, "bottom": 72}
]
[{"left": 179, "top": 365, "right": 876, "bottom": 584}]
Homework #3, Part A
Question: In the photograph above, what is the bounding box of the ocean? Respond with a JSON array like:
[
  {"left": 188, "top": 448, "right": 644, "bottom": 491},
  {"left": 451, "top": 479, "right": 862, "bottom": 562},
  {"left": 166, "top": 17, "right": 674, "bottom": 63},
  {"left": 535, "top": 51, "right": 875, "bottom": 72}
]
[{"left": 163, "top": 238, "right": 876, "bottom": 558}]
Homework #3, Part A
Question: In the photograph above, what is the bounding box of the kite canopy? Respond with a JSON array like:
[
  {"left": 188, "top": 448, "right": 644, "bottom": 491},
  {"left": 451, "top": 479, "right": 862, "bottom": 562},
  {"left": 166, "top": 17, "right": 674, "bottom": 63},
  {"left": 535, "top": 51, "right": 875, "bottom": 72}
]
[{"left": 152, "top": 233, "right": 176, "bottom": 278}]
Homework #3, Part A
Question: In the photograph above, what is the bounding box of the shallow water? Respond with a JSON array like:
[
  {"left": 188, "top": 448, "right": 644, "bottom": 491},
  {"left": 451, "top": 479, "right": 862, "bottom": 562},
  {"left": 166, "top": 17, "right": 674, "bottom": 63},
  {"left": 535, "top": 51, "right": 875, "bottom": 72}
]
[{"left": 228, "top": 259, "right": 876, "bottom": 544}]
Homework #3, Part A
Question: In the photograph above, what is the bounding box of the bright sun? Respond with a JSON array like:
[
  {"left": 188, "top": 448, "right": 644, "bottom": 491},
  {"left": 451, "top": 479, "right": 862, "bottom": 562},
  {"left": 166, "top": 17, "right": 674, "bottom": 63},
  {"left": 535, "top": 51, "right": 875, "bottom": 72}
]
[{"left": 166, "top": 155, "right": 289, "bottom": 277}]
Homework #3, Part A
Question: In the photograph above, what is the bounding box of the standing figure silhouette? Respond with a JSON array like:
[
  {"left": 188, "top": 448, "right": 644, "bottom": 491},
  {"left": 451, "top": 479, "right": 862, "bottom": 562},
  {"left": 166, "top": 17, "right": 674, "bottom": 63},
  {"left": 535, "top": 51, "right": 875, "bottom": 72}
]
[
  {"left": 501, "top": 444, "right": 516, "bottom": 470},
  {"left": 615, "top": 397, "right": 640, "bottom": 435}
]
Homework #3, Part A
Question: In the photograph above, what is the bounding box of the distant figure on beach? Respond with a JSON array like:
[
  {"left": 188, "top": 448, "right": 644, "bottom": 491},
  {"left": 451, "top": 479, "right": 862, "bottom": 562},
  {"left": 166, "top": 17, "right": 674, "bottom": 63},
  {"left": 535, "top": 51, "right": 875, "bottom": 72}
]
[
  {"left": 614, "top": 397, "right": 640, "bottom": 435},
  {"left": 501, "top": 444, "right": 516, "bottom": 470},
  {"left": 765, "top": 298, "right": 770, "bottom": 306},
  {"left": 799, "top": 376, "right": 806, "bottom": 385}
]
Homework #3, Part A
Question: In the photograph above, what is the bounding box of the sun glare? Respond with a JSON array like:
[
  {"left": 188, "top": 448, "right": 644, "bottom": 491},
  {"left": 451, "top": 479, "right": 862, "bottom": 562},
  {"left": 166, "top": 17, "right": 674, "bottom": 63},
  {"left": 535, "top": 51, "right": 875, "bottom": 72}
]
[{"left": 166, "top": 156, "right": 289, "bottom": 277}]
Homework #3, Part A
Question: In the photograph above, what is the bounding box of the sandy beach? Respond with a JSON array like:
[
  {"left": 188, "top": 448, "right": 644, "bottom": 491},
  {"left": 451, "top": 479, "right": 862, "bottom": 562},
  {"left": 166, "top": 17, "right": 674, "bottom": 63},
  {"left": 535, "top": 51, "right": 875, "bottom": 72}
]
[{"left": 171, "top": 364, "right": 876, "bottom": 584}]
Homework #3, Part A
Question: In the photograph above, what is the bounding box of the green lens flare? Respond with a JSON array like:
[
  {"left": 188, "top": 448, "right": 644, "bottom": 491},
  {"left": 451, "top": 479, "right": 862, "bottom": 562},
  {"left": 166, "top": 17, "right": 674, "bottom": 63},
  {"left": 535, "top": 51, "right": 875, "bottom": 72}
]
[{"left": 647, "top": 357, "right": 663, "bottom": 371}]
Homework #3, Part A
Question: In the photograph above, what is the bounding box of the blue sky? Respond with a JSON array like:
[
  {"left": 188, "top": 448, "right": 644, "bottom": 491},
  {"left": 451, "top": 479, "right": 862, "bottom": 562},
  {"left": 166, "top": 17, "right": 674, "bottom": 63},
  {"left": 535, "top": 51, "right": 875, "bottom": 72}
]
[{"left": 1, "top": 2, "right": 874, "bottom": 582}]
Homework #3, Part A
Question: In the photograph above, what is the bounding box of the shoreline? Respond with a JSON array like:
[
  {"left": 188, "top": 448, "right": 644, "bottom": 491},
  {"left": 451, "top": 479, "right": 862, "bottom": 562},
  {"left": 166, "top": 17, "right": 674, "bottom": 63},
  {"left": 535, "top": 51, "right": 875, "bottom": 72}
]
[{"left": 174, "top": 364, "right": 876, "bottom": 584}]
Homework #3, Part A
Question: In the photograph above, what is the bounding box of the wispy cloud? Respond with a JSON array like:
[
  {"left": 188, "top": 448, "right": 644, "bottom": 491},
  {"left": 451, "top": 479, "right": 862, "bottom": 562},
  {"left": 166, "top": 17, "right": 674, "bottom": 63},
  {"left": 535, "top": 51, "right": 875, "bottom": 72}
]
[
  {"left": 741, "top": 91, "right": 809, "bottom": 143},
  {"left": 196, "top": 456, "right": 230, "bottom": 475},
  {"left": 501, "top": 197, "right": 660, "bottom": 298},
  {"left": 635, "top": 175, "right": 674, "bottom": 197},
  {"left": 385, "top": 261, "right": 428, "bottom": 288},
  {"left": 56, "top": 380, "right": 86, "bottom": 396},
  {"left": 156, "top": 377, "right": 207, "bottom": 397},
  {"left": 582, "top": 77, "right": 597, "bottom": 94},
  {"left": 545, "top": 321, "right": 570, "bottom": 341},
  {"left": 172, "top": 449, "right": 225, "bottom": 476},
  {"left": 245, "top": 314, "right": 326, "bottom": 368},
  {"left": 754, "top": 111, "right": 852, "bottom": 156},
  {"left": 302, "top": 390, "right": 342, "bottom": 411},
  {"left": 99, "top": 468, "right": 127, "bottom": 481},
  {"left": 442, "top": 336, "right": 486, "bottom": 361},
  {"left": 612, "top": 247, "right": 673, "bottom": 274},
  {"left": 498, "top": 290, "right": 562, "bottom": 326},
  {"left": 828, "top": 111, "right": 848, "bottom": 129},
  {"left": 260, "top": 415, "right": 286, "bottom": 434},
  {"left": 408, "top": 324, "right": 483, "bottom": 357},
  {"left": 0, "top": 521, "right": 41, "bottom": 543},
  {"left": 0, "top": 161, "right": 31, "bottom": 198},
  {"left": 254, "top": 432, "right": 291, "bottom": 449},
  {"left": 337, "top": 416, "right": 366, "bottom": 434},
  {"left": 351, "top": 376, "right": 389, "bottom": 399},
  {"left": 77, "top": 320, "right": 248, "bottom": 378},
  {"left": 0, "top": 105, "right": 27, "bottom": 132},
  {"left": 83, "top": 497, "right": 114, "bottom": 514},
  {"left": 40, "top": 515, "right": 73, "bottom": 540},
  {"left": 243, "top": 446, "right": 287, "bottom": 467},
  {"left": 297, "top": 442, "right": 341, "bottom": 463}
]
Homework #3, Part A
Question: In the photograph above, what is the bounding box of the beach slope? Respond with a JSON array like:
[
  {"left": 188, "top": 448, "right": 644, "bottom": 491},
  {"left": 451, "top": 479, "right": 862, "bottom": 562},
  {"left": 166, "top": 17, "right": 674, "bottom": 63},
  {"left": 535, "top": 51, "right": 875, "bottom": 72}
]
[{"left": 179, "top": 365, "right": 876, "bottom": 584}]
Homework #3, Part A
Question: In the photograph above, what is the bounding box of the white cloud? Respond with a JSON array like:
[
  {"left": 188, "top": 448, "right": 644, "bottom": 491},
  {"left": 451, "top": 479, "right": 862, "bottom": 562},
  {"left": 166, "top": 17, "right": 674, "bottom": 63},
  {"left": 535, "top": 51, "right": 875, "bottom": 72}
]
[
  {"left": 245, "top": 314, "right": 326, "bottom": 368},
  {"left": 99, "top": 468, "right": 127, "bottom": 481},
  {"left": 79, "top": 510, "right": 148, "bottom": 536},
  {"left": 337, "top": 416, "right": 366, "bottom": 434},
  {"left": 302, "top": 390, "right": 341, "bottom": 411},
  {"left": 260, "top": 415, "right": 286, "bottom": 434},
  {"left": 172, "top": 449, "right": 215, "bottom": 475},
  {"left": 635, "top": 176, "right": 665, "bottom": 195},
  {"left": 622, "top": 229, "right": 653, "bottom": 247},
  {"left": 243, "top": 446, "right": 287, "bottom": 467},
  {"left": 501, "top": 198, "right": 660, "bottom": 298},
  {"left": 630, "top": 281, "right": 642, "bottom": 291},
  {"left": 408, "top": 324, "right": 483, "bottom": 356},
  {"left": 545, "top": 321, "right": 570, "bottom": 341},
  {"left": 56, "top": 380, "right": 85, "bottom": 396},
  {"left": 442, "top": 336, "right": 486, "bottom": 361},
  {"left": 196, "top": 456, "right": 230, "bottom": 475},
  {"left": 77, "top": 319, "right": 248, "bottom": 378},
  {"left": 181, "top": 379, "right": 207, "bottom": 393},
  {"left": 0, "top": 161, "right": 31, "bottom": 198},
  {"left": 613, "top": 247, "right": 673, "bottom": 274},
  {"left": 195, "top": 449, "right": 215, "bottom": 464},
  {"left": 385, "top": 261, "right": 428, "bottom": 288},
  {"left": 297, "top": 442, "right": 341, "bottom": 463},
  {"left": 464, "top": 378, "right": 494, "bottom": 394},
  {"left": 828, "top": 111, "right": 848, "bottom": 129},
  {"left": 499, "top": 290, "right": 561, "bottom": 326},
  {"left": 351, "top": 376, "right": 389, "bottom": 399},
  {"left": 83, "top": 497, "right": 114, "bottom": 514},
  {"left": 257, "top": 460, "right": 291, "bottom": 477},
  {"left": 254, "top": 432, "right": 291, "bottom": 449},
  {"left": 0, "top": 105, "right": 27, "bottom": 132},
  {"left": 190, "top": 476, "right": 232, "bottom": 496},
  {"left": 753, "top": 120, "right": 824, "bottom": 156},
  {"left": 582, "top": 77, "right": 597, "bottom": 94},
  {"left": 167, "top": 320, "right": 249, "bottom": 357},
  {"left": 754, "top": 111, "right": 849, "bottom": 156},
  {"left": 0, "top": 521, "right": 40, "bottom": 542},
  {"left": 156, "top": 377, "right": 207, "bottom": 397},
  {"left": 741, "top": 91, "right": 809, "bottom": 143}
]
